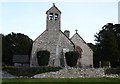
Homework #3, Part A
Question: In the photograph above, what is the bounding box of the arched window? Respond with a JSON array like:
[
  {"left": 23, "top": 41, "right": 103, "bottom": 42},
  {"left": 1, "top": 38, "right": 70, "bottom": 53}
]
[
  {"left": 49, "top": 13, "right": 53, "bottom": 20},
  {"left": 55, "top": 13, "right": 58, "bottom": 20}
]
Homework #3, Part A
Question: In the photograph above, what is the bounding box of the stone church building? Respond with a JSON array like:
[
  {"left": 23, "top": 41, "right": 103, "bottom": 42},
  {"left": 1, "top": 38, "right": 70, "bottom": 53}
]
[{"left": 30, "top": 4, "right": 93, "bottom": 68}]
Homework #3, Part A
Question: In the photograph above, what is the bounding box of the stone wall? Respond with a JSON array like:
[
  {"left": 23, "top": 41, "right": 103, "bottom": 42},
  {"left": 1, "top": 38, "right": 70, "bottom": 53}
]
[
  {"left": 33, "top": 68, "right": 105, "bottom": 78},
  {"left": 2, "top": 68, "right": 119, "bottom": 78},
  {"left": 71, "top": 33, "right": 93, "bottom": 68},
  {"left": 30, "top": 30, "right": 74, "bottom": 67}
]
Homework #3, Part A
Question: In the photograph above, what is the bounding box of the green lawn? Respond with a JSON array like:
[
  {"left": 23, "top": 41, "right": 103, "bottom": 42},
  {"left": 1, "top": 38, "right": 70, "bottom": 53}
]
[{"left": 2, "top": 77, "right": 120, "bottom": 84}]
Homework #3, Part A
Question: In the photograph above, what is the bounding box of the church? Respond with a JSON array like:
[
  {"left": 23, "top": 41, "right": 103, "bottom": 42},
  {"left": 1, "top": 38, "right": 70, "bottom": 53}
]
[{"left": 30, "top": 3, "right": 93, "bottom": 68}]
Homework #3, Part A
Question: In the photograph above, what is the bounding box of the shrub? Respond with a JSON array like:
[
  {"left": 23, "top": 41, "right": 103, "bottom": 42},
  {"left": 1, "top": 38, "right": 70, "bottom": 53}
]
[
  {"left": 105, "top": 68, "right": 120, "bottom": 75},
  {"left": 65, "top": 51, "right": 79, "bottom": 67},
  {"left": 2, "top": 66, "right": 62, "bottom": 77},
  {"left": 37, "top": 50, "right": 50, "bottom": 66}
]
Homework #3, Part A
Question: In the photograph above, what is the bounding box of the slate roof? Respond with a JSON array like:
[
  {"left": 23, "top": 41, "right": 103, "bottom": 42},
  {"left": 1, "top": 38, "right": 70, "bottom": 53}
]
[
  {"left": 71, "top": 32, "right": 86, "bottom": 44},
  {"left": 34, "top": 29, "right": 75, "bottom": 49},
  {"left": 71, "top": 32, "right": 93, "bottom": 51},
  {"left": 12, "top": 55, "right": 29, "bottom": 63},
  {"left": 60, "top": 30, "right": 75, "bottom": 48},
  {"left": 46, "top": 3, "right": 61, "bottom": 14}
]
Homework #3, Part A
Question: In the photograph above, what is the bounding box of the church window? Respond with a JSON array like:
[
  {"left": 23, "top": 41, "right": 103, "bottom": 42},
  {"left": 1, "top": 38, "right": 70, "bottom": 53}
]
[
  {"left": 55, "top": 13, "right": 58, "bottom": 20},
  {"left": 49, "top": 13, "right": 53, "bottom": 20}
]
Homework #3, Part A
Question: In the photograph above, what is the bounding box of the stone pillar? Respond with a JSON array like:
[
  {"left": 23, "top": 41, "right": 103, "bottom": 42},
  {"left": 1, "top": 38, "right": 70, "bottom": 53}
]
[
  {"left": 54, "top": 58, "right": 60, "bottom": 66},
  {"left": 54, "top": 44, "right": 60, "bottom": 66},
  {"left": 63, "top": 53, "right": 67, "bottom": 67},
  {"left": 63, "top": 48, "right": 69, "bottom": 67}
]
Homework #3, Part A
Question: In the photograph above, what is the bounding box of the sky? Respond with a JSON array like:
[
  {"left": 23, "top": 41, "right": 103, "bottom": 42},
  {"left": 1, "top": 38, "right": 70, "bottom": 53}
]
[
  {"left": 0, "top": 0, "right": 119, "bottom": 44},
  {"left": 119, "top": 1, "right": 120, "bottom": 24}
]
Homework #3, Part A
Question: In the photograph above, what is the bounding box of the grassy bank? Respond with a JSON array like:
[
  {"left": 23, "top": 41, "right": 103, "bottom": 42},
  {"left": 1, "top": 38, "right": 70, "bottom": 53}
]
[{"left": 2, "top": 77, "right": 120, "bottom": 84}]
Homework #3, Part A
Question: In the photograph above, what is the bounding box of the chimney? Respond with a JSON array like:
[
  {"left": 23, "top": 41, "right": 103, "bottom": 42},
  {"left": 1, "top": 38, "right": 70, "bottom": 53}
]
[{"left": 64, "top": 30, "right": 70, "bottom": 38}]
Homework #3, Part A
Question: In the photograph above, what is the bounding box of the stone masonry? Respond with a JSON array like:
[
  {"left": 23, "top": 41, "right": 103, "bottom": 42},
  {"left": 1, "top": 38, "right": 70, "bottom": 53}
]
[
  {"left": 2, "top": 68, "right": 119, "bottom": 78},
  {"left": 30, "top": 4, "right": 74, "bottom": 67},
  {"left": 71, "top": 32, "right": 93, "bottom": 68},
  {"left": 30, "top": 3, "right": 93, "bottom": 68},
  {"left": 33, "top": 68, "right": 105, "bottom": 78}
]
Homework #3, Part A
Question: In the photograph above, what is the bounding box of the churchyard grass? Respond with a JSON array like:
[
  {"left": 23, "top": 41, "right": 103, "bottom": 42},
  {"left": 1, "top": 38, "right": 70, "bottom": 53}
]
[{"left": 2, "top": 77, "right": 120, "bottom": 83}]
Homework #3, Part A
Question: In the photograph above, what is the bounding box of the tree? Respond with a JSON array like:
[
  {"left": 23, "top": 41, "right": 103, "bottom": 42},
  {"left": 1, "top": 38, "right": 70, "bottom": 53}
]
[
  {"left": 95, "top": 23, "right": 120, "bottom": 67},
  {"left": 113, "top": 24, "right": 120, "bottom": 53},
  {"left": 111, "top": 24, "right": 120, "bottom": 67},
  {"left": 2, "top": 32, "right": 33, "bottom": 65}
]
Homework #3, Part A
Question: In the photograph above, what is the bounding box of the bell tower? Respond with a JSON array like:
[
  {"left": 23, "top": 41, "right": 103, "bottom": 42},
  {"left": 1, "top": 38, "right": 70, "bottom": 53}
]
[{"left": 46, "top": 3, "right": 61, "bottom": 31}]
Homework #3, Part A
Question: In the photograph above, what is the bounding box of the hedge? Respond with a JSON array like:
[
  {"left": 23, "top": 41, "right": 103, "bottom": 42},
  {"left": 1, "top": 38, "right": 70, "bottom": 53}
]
[
  {"left": 37, "top": 50, "right": 50, "bottom": 66},
  {"left": 105, "top": 68, "right": 120, "bottom": 75},
  {"left": 2, "top": 66, "right": 62, "bottom": 77},
  {"left": 65, "top": 51, "right": 79, "bottom": 67}
]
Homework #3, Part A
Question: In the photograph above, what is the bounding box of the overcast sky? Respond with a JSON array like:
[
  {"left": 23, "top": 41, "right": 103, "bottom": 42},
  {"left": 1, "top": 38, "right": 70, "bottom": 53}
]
[{"left": 0, "top": 0, "right": 119, "bottom": 44}]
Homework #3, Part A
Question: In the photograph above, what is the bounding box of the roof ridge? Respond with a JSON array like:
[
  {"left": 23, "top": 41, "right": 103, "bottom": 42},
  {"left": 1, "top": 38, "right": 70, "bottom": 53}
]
[
  {"left": 46, "top": 4, "right": 61, "bottom": 14},
  {"left": 60, "top": 30, "right": 75, "bottom": 48},
  {"left": 71, "top": 32, "right": 93, "bottom": 51}
]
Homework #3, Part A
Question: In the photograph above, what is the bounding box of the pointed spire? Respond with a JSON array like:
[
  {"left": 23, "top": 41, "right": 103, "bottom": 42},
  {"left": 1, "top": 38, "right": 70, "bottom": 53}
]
[{"left": 75, "top": 29, "right": 78, "bottom": 33}]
